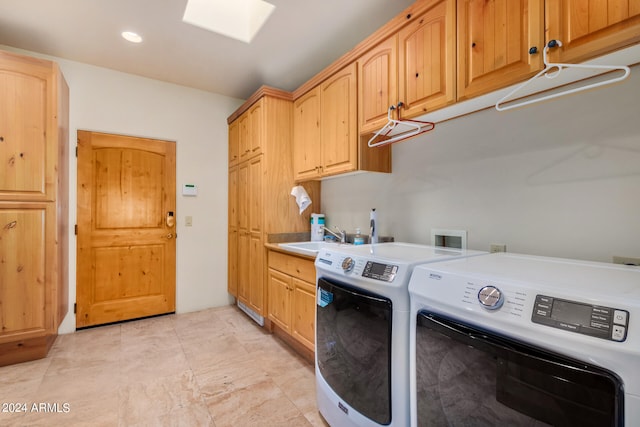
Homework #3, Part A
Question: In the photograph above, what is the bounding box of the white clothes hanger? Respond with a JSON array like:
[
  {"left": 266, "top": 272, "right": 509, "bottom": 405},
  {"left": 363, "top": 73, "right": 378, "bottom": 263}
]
[
  {"left": 495, "top": 40, "right": 631, "bottom": 111},
  {"left": 367, "top": 103, "right": 435, "bottom": 148}
]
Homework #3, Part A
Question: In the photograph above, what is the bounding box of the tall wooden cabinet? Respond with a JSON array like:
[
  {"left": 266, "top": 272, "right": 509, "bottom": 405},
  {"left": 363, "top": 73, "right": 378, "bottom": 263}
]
[
  {"left": 227, "top": 88, "right": 320, "bottom": 319},
  {"left": 0, "top": 50, "right": 69, "bottom": 366}
]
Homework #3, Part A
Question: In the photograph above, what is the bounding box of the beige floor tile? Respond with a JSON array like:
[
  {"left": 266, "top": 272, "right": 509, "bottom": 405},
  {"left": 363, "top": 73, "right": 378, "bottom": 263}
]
[
  {"left": 205, "top": 378, "right": 310, "bottom": 427},
  {"left": 0, "top": 357, "right": 51, "bottom": 401},
  {"left": 119, "top": 370, "right": 204, "bottom": 425}
]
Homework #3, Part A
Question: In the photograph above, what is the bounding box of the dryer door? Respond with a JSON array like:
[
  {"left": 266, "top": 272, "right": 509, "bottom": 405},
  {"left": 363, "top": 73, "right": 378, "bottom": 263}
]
[
  {"left": 316, "top": 277, "right": 392, "bottom": 424},
  {"left": 416, "top": 311, "right": 624, "bottom": 427}
]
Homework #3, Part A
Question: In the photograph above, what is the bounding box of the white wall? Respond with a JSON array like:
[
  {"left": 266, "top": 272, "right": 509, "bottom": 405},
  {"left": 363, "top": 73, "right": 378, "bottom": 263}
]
[
  {"left": 2, "top": 45, "right": 244, "bottom": 334},
  {"left": 322, "top": 64, "right": 640, "bottom": 263}
]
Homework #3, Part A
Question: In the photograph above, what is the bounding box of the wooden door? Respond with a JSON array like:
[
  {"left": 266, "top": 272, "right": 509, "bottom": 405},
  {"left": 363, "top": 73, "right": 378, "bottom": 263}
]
[
  {"left": 291, "top": 278, "right": 315, "bottom": 351},
  {"left": 293, "top": 88, "right": 322, "bottom": 180},
  {"left": 398, "top": 0, "right": 456, "bottom": 118},
  {"left": 247, "top": 155, "right": 264, "bottom": 314},
  {"left": 321, "top": 64, "right": 358, "bottom": 177},
  {"left": 0, "top": 58, "right": 53, "bottom": 201},
  {"left": 0, "top": 205, "right": 49, "bottom": 340},
  {"left": 358, "top": 36, "right": 398, "bottom": 135},
  {"left": 228, "top": 120, "right": 239, "bottom": 166},
  {"left": 248, "top": 99, "right": 264, "bottom": 159},
  {"left": 457, "top": 0, "right": 544, "bottom": 101},
  {"left": 238, "top": 113, "right": 250, "bottom": 163},
  {"left": 76, "top": 131, "right": 176, "bottom": 328},
  {"left": 546, "top": 0, "right": 640, "bottom": 63},
  {"left": 227, "top": 165, "right": 238, "bottom": 297},
  {"left": 268, "top": 269, "right": 292, "bottom": 333},
  {"left": 236, "top": 161, "right": 250, "bottom": 305}
]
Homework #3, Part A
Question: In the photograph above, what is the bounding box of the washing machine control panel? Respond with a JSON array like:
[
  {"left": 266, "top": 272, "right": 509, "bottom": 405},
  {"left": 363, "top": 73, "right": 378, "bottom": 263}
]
[
  {"left": 362, "top": 261, "right": 398, "bottom": 282},
  {"left": 532, "top": 295, "right": 629, "bottom": 342}
]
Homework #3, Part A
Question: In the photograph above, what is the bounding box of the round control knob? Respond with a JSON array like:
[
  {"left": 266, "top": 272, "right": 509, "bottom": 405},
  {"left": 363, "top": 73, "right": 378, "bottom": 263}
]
[
  {"left": 341, "top": 257, "right": 355, "bottom": 272},
  {"left": 478, "top": 286, "right": 504, "bottom": 310}
]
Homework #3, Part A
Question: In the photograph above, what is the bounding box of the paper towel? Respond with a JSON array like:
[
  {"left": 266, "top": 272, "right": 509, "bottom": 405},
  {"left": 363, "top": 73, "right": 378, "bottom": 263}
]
[{"left": 291, "top": 185, "right": 312, "bottom": 214}]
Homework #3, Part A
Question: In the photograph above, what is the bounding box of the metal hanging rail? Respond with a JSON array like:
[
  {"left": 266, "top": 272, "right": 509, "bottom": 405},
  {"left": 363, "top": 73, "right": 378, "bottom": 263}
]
[{"left": 495, "top": 40, "right": 631, "bottom": 111}]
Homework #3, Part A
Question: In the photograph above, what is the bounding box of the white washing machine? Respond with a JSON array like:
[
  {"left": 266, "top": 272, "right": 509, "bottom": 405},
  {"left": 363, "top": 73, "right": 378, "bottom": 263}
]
[
  {"left": 408, "top": 252, "right": 640, "bottom": 427},
  {"left": 314, "top": 243, "right": 487, "bottom": 427}
]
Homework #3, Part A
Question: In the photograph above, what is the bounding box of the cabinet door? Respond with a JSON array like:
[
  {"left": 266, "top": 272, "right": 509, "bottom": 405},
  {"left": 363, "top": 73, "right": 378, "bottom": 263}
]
[
  {"left": 238, "top": 113, "right": 251, "bottom": 163},
  {"left": 228, "top": 166, "right": 238, "bottom": 297},
  {"left": 546, "top": 0, "right": 640, "bottom": 63},
  {"left": 248, "top": 99, "right": 264, "bottom": 158},
  {"left": 293, "top": 88, "right": 322, "bottom": 180},
  {"left": 321, "top": 63, "right": 358, "bottom": 177},
  {"left": 268, "top": 268, "right": 292, "bottom": 333},
  {"left": 237, "top": 162, "right": 250, "bottom": 304},
  {"left": 228, "top": 120, "right": 239, "bottom": 166},
  {"left": 0, "top": 64, "right": 50, "bottom": 199},
  {"left": 398, "top": 0, "right": 456, "bottom": 118},
  {"left": 291, "top": 278, "right": 316, "bottom": 352},
  {"left": 457, "top": 0, "right": 544, "bottom": 101},
  {"left": 247, "top": 156, "right": 264, "bottom": 314},
  {"left": 358, "top": 36, "right": 398, "bottom": 134},
  {"left": 0, "top": 206, "right": 48, "bottom": 341}
]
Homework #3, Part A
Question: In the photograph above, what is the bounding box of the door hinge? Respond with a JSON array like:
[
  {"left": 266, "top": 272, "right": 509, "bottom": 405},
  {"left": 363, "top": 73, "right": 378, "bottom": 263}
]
[
  {"left": 75, "top": 146, "right": 78, "bottom": 157},
  {"left": 75, "top": 224, "right": 78, "bottom": 235},
  {"left": 74, "top": 303, "right": 77, "bottom": 314}
]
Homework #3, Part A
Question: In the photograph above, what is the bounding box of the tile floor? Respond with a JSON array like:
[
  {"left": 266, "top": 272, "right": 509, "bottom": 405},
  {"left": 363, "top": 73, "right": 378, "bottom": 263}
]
[{"left": 0, "top": 306, "right": 328, "bottom": 426}]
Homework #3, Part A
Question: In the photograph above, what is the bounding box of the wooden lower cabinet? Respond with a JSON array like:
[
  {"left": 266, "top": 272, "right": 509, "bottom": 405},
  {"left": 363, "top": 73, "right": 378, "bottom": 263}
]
[{"left": 267, "top": 250, "right": 316, "bottom": 354}]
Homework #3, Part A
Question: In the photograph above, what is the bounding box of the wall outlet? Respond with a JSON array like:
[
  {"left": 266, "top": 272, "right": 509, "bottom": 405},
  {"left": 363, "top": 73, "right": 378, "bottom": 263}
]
[
  {"left": 613, "top": 256, "right": 640, "bottom": 266},
  {"left": 185, "top": 216, "right": 193, "bottom": 227},
  {"left": 490, "top": 244, "right": 506, "bottom": 253}
]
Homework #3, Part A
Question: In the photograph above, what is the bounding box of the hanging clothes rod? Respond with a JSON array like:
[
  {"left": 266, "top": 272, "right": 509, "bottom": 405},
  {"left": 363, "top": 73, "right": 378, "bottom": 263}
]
[
  {"left": 495, "top": 40, "right": 631, "bottom": 111},
  {"left": 367, "top": 103, "right": 435, "bottom": 148}
]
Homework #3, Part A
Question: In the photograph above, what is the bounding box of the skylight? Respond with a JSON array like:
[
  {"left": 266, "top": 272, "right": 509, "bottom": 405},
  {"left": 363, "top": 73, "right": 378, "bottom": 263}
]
[{"left": 182, "top": 0, "right": 276, "bottom": 44}]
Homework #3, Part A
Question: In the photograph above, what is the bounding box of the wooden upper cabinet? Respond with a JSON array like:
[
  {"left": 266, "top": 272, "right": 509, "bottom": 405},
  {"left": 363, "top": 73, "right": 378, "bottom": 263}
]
[
  {"left": 0, "top": 57, "right": 53, "bottom": 200},
  {"left": 248, "top": 99, "right": 264, "bottom": 158},
  {"left": 398, "top": 0, "right": 456, "bottom": 118},
  {"left": 457, "top": 0, "right": 544, "bottom": 101},
  {"left": 320, "top": 63, "right": 358, "bottom": 177},
  {"left": 293, "top": 87, "right": 321, "bottom": 181},
  {"left": 358, "top": 0, "right": 455, "bottom": 130},
  {"left": 228, "top": 120, "right": 239, "bottom": 166},
  {"left": 546, "top": 0, "right": 640, "bottom": 63},
  {"left": 358, "top": 36, "right": 398, "bottom": 135}
]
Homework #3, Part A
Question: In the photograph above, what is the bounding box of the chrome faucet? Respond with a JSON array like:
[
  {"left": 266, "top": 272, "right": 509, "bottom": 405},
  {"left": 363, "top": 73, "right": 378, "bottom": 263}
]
[{"left": 323, "top": 226, "right": 347, "bottom": 243}]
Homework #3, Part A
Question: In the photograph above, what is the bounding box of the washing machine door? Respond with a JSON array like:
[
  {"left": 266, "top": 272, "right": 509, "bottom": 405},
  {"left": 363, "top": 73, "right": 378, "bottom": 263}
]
[
  {"left": 316, "top": 277, "right": 393, "bottom": 424},
  {"left": 415, "top": 311, "right": 624, "bottom": 427}
]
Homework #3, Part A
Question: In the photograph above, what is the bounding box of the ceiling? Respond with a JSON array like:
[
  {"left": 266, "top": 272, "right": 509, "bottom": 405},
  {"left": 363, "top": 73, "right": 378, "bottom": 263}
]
[{"left": 0, "top": 0, "right": 415, "bottom": 100}]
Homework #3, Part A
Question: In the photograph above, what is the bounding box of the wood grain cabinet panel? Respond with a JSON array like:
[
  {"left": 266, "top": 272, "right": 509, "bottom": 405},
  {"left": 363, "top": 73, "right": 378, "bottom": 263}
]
[
  {"left": 457, "top": 0, "right": 544, "bottom": 101},
  {"left": 267, "top": 251, "right": 316, "bottom": 352},
  {"left": 399, "top": 0, "right": 456, "bottom": 117},
  {"left": 0, "top": 49, "right": 68, "bottom": 366},
  {"left": 293, "top": 88, "right": 321, "bottom": 180},
  {"left": 546, "top": 0, "right": 640, "bottom": 63}
]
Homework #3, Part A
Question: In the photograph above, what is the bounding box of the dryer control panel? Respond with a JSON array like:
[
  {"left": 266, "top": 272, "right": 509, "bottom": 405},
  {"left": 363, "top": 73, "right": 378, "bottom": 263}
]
[{"left": 532, "top": 295, "right": 629, "bottom": 342}]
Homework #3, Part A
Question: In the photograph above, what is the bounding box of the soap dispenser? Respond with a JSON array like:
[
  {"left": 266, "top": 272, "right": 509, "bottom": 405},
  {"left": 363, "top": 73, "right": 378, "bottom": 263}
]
[{"left": 353, "top": 228, "right": 365, "bottom": 245}]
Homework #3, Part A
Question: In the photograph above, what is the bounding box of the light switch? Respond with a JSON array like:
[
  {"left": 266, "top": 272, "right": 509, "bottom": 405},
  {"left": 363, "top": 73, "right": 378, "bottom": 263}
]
[{"left": 185, "top": 216, "right": 193, "bottom": 227}]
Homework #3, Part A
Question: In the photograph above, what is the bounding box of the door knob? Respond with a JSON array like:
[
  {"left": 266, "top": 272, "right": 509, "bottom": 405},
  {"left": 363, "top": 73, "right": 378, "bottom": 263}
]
[{"left": 166, "top": 211, "right": 175, "bottom": 227}]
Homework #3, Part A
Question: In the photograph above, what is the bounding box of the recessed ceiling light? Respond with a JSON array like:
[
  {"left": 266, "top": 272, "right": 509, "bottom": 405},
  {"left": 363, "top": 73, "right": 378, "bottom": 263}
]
[
  {"left": 182, "top": 0, "right": 275, "bottom": 44},
  {"left": 121, "top": 31, "right": 143, "bottom": 43}
]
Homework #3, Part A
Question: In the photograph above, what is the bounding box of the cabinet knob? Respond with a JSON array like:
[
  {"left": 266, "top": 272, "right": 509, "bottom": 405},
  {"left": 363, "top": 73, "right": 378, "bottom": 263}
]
[
  {"left": 0, "top": 136, "right": 4, "bottom": 142},
  {"left": 472, "top": 42, "right": 476, "bottom": 48},
  {"left": 529, "top": 46, "right": 538, "bottom": 54}
]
